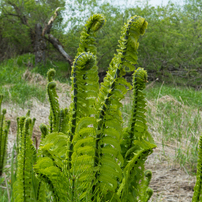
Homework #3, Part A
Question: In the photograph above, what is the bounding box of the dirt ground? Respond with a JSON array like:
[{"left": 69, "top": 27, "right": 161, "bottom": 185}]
[
  {"left": 146, "top": 143, "right": 195, "bottom": 202},
  {"left": 2, "top": 71, "right": 196, "bottom": 202}
]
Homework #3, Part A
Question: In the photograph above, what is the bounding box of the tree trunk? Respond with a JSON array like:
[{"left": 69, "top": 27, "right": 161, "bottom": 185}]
[{"left": 34, "top": 23, "right": 46, "bottom": 66}]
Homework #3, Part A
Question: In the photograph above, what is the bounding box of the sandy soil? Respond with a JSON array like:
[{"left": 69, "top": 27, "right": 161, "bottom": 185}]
[{"left": 146, "top": 143, "right": 195, "bottom": 202}]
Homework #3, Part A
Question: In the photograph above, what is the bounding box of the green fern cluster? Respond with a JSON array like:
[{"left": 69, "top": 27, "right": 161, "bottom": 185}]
[
  {"left": 0, "top": 95, "right": 10, "bottom": 177},
  {"left": 14, "top": 111, "right": 46, "bottom": 202},
  {"left": 31, "top": 14, "right": 156, "bottom": 202}
]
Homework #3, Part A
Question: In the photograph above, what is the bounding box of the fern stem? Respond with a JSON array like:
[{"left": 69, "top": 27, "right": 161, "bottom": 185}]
[
  {"left": 37, "top": 173, "right": 60, "bottom": 201},
  {"left": 1, "top": 121, "right": 10, "bottom": 177},
  {"left": 23, "top": 118, "right": 31, "bottom": 201},
  {"left": 129, "top": 84, "right": 138, "bottom": 149},
  {"left": 71, "top": 176, "right": 75, "bottom": 201},
  {"left": 0, "top": 108, "right": 7, "bottom": 177},
  {"left": 0, "top": 108, "right": 4, "bottom": 176},
  {"left": 36, "top": 181, "right": 41, "bottom": 201},
  {"left": 68, "top": 70, "right": 77, "bottom": 169},
  {"left": 192, "top": 135, "right": 202, "bottom": 201}
]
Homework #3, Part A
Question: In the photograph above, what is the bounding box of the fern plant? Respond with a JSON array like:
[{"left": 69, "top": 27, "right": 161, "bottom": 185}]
[
  {"left": 192, "top": 135, "right": 202, "bottom": 202},
  {"left": 13, "top": 111, "right": 46, "bottom": 202},
  {"left": 0, "top": 95, "right": 10, "bottom": 177},
  {"left": 32, "top": 13, "right": 156, "bottom": 202}
]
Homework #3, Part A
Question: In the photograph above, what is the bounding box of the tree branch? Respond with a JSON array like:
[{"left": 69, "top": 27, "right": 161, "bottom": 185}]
[
  {"left": 7, "top": 1, "right": 29, "bottom": 26},
  {"left": 45, "top": 34, "right": 73, "bottom": 67},
  {"left": 42, "top": 7, "right": 60, "bottom": 36}
]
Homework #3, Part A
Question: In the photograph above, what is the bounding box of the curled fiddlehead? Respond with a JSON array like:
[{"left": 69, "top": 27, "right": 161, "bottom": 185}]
[
  {"left": 65, "top": 15, "right": 106, "bottom": 200},
  {"left": 47, "top": 68, "right": 56, "bottom": 82},
  {"left": 40, "top": 124, "right": 49, "bottom": 140},
  {"left": 74, "top": 14, "right": 105, "bottom": 118},
  {"left": 118, "top": 68, "right": 156, "bottom": 201},
  {"left": 47, "top": 81, "right": 60, "bottom": 132},
  {"left": 118, "top": 15, "right": 148, "bottom": 71},
  {"left": 92, "top": 15, "right": 148, "bottom": 197},
  {"left": 68, "top": 52, "right": 96, "bottom": 165},
  {"left": 46, "top": 68, "right": 70, "bottom": 135},
  {"left": 121, "top": 67, "right": 153, "bottom": 157},
  {"left": 143, "top": 170, "right": 153, "bottom": 202},
  {"left": 77, "top": 14, "right": 106, "bottom": 55}
]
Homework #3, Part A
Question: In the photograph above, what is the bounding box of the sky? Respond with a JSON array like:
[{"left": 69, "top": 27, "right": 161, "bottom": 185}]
[
  {"left": 111, "top": 0, "right": 184, "bottom": 7},
  {"left": 149, "top": 0, "right": 179, "bottom": 6},
  {"left": 64, "top": 0, "right": 184, "bottom": 31}
]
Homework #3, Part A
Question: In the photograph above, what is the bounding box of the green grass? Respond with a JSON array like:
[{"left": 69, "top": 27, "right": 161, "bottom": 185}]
[
  {"left": 0, "top": 54, "right": 70, "bottom": 107},
  {"left": 31, "top": 59, "right": 71, "bottom": 82},
  {"left": 0, "top": 82, "right": 46, "bottom": 107},
  {"left": 122, "top": 82, "right": 202, "bottom": 174},
  {"left": 145, "top": 82, "right": 202, "bottom": 109}
]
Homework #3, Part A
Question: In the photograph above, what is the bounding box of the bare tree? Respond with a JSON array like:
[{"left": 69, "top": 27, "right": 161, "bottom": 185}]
[{"left": 1, "top": 1, "right": 73, "bottom": 67}]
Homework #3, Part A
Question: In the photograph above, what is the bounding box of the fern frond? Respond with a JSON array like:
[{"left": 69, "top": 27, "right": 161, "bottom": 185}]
[
  {"left": 192, "top": 135, "right": 202, "bottom": 202},
  {"left": 34, "top": 157, "right": 68, "bottom": 202},
  {"left": 39, "top": 132, "right": 68, "bottom": 169},
  {"left": 40, "top": 123, "right": 49, "bottom": 140},
  {"left": 92, "top": 15, "right": 148, "bottom": 198},
  {"left": 117, "top": 15, "right": 148, "bottom": 72},
  {"left": 47, "top": 81, "right": 60, "bottom": 132},
  {"left": 118, "top": 141, "right": 155, "bottom": 201},
  {"left": 121, "top": 67, "right": 155, "bottom": 160},
  {"left": 58, "top": 108, "right": 69, "bottom": 133},
  {"left": 70, "top": 117, "right": 97, "bottom": 200},
  {"left": 68, "top": 52, "right": 97, "bottom": 168},
  {"left": 77, "top": 14, "right": 106, "bottom": 55},
  {"left": 14, "top": 118, "right": 36, "bottom": 201}
]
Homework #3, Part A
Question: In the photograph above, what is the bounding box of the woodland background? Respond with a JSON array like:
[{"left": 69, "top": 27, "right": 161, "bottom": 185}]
[{"left": 0, "top": 0, "right": 202, "bottom": 87}]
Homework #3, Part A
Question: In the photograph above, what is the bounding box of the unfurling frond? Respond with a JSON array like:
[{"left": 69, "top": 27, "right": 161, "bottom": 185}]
[
  {"left": 77, "top": 14, "right": 106, "bottom": 55},
  {"left": 117, "top": 15, "right": 148, "bottom": 72},
  {"left": 47, "top": 68, "right": 56, "bottom": 82},
  {"left": 0, "top": 95, "right": 10, "bottom": 177},
  {"left": 33, "top": 13, "right": 155, "bottom": 202},
  {"left": 14, "top": 117, "right": 46, "bottom": 201}
]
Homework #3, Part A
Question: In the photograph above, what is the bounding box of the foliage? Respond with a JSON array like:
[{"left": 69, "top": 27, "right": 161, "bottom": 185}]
[
  {"left": 0, "top": 0, "right": 66, "bottom": 59},
  {"left": 0, "top": 56, "right": 46, "bottom": 107},
  {"left": 192, "top": 135, "right": 202, "bottom": 201},
  {"left": 64, "top": 0, "right": 202, "bottom": 86},
  {"left": 13, "top": 112, "right": 46, "bottom": 202},
  {"left": 1, "top": 0, "right": 202, "bottom": 86},
  {"left": 0, "top": 95, "right": 10, "bottom": 177}
]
